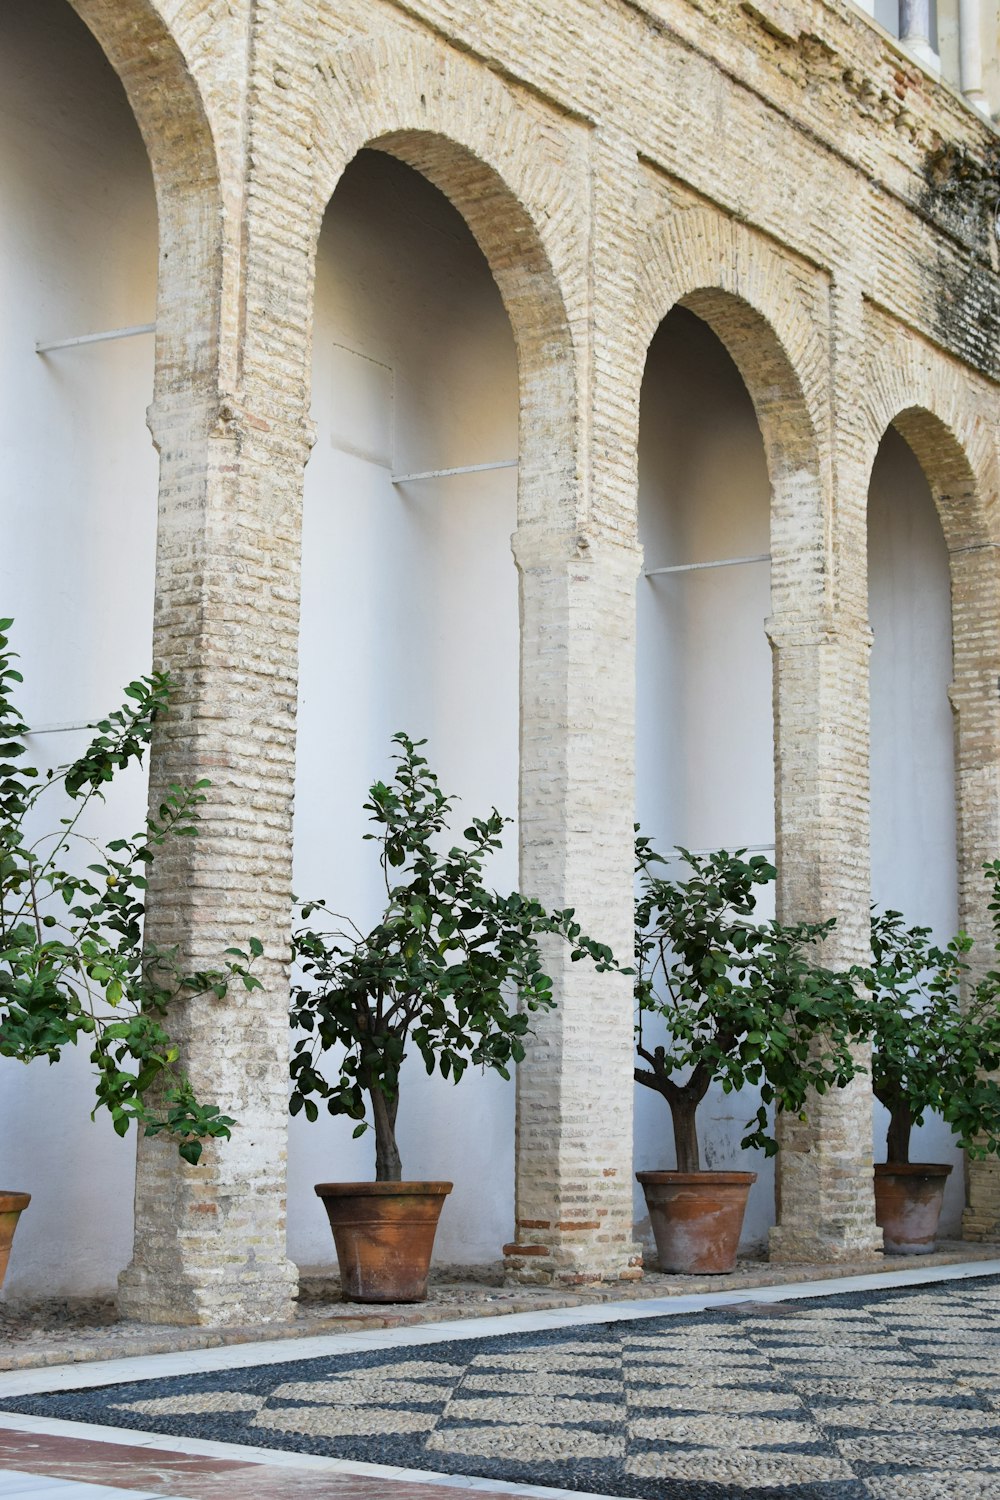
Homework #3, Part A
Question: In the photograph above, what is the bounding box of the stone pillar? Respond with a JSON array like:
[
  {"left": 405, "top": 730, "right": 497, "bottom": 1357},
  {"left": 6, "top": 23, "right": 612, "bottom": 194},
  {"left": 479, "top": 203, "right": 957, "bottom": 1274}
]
[
  {"left": 766, "top": 612, "right": 882, "bottom": 1262},
  {"left": 951, "top": 542, "right": 1000, "bottom": 1239},
  {"left": 766, "top": 275, "right": 881, "bottom": 1262},
  {"left": 117, "top": 394, "right": 308, "bottom": 1326},
  {"left": 504, "top": 527, "right": 643, "bottom": 1285}
]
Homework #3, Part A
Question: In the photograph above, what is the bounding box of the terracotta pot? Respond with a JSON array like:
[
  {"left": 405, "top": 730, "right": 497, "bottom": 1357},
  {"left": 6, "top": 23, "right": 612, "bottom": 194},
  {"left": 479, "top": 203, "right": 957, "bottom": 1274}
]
[
  {"left": 0, "top": 1191, "right": 30, "bottom": 1290},
  {"left": 637, "top": 1170, "right": 756, "bottom": 1274},
  {"left": 874, "top": 1162, "right": 952, "bottom": 1254},
  {"left": 314, "top": 1180, "right": 452, "bottom": 1303}
]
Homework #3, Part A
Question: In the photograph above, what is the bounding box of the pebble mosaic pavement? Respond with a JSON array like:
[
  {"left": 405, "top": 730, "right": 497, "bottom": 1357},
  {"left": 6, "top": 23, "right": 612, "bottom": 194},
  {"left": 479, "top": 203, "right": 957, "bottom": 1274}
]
[{"left": 3, "top": 1277, "right": 1000, "bottom": 1500}]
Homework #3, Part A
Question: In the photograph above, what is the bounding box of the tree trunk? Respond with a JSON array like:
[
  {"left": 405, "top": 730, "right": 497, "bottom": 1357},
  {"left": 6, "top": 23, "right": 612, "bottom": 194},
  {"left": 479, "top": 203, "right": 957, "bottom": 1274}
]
[
  {"left": 635, "top": 1058, "right": 711, "bottom": 1173},
  {"left": 669, "top": 1093, "right": 702, "bottom": 1174},
  {"left": 370, "top": 1086, "right": 402, "bottom": 1182},
  {"left": 886, "top": 1100, "right": 914, "bottom": 1164}
]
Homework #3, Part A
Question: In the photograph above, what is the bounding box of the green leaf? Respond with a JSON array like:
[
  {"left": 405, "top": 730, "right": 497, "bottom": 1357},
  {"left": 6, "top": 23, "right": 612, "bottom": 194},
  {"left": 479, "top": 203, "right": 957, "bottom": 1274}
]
[{"left": 288, "top": 731, "right": 621, "bottom": 1178}]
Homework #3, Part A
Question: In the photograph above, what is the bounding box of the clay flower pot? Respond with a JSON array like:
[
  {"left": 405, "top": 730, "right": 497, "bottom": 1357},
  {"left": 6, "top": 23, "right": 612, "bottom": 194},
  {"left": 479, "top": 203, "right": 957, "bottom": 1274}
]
[
  {"left": 874, "top": 1162, "right": 952, "bottom": 1254},
  {"left": 637, "top": 1170, "right": 756, "bottom": 1274},
  {"left": 315, "top": 1180, "right": 452, "bottom": 1302},
  {"left": 0, "top": 1191, "right": 30, "bottom": 1290}
]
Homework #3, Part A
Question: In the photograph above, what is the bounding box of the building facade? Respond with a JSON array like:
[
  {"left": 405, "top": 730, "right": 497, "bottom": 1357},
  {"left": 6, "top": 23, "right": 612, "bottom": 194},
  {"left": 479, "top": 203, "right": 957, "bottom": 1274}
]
[{"left": 1, "top": 0, "right": 999, "bottom": 1325}]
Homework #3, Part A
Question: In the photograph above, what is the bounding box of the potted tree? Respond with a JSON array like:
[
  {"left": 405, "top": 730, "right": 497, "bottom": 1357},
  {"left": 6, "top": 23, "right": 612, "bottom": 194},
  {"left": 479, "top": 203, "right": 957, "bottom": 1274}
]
[
  {"left": 0, "top": 619, "right": 260, "bottom": 1289},
  {"left": 0, "top": 1191, "right": 30, "bottom": 1292},
  {"left": 289, "top": 733, "right": 616, "bottom": 1304},
  {"left": 860, "top": 879, "right": 1000, "bottom": 1253},
  {"left": 633, "top": 836, "right": 868, "bottom": 1274}
]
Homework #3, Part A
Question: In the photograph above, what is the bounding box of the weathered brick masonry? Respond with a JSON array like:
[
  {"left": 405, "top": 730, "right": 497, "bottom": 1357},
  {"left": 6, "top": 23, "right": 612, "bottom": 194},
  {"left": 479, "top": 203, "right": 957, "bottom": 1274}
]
[{"left": 70, "top": 0, "right": 1000, "bottom": 1323}]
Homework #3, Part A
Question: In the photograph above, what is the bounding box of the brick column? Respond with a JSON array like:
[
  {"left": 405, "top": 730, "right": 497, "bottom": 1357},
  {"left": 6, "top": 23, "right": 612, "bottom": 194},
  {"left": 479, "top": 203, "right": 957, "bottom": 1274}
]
[
  {"left": 117, "top": 395, "right": 308, "bottom": 1326},
  {"left": 504, "top": 527, "right": 643, "bottom": 1285},
  {"left": 767, "top": 279, "right": 880, "bottom": 1263},
  {"left": 767, "top": 614, "right": 881, "bottom": 1261},
  {"left": 952, "top": 542, "right": 1000, "bottom": 1240}
]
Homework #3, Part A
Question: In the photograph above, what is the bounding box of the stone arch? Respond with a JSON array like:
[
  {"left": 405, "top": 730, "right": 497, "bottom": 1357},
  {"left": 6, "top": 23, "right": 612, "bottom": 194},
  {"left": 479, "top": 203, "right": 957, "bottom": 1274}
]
[
  {"left": 67, "top": 0, "right": 225, "bottom": 400},
  {"left": 887, "top": 406, "right": 992, "bottom": 552},
  {"left": 634, "top": 206, "right": 831, "bottom": 616},
  {"left": 861, "top": 353, "right": 1000, "bottom": 913},
  {"left": 635, "top": 209, "right": 827, "bottom": 470},
  {"left": 307, "top": 31, "right": 588, "bottom": 531},
  {"left": 632, "top": 201, "right": 872, "bottom": 1258},
  {"left": 631, "top": 204, "right": 837, "bottom": 912},
  {"left": 634, "top": 212, "right": 898, "bottom": 1263},
  {"left": 290, "top": 37, "right": 638, "bottom": 1290},
  {"left": 859, "top": 345, "right": 999, "bottom": 554},
  {"left": 861, "top": 351, "right": 1000, "bottom": 1243}
]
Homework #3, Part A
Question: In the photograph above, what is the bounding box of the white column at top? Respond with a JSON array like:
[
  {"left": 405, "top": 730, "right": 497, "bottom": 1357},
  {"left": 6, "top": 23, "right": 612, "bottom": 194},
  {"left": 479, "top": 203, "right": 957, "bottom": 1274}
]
[
  {"left": 959, "top": 0, "right": 990, "bottom": 112},
  {"left": 899, "top": 0, "right": 941, "bottom": 71}
]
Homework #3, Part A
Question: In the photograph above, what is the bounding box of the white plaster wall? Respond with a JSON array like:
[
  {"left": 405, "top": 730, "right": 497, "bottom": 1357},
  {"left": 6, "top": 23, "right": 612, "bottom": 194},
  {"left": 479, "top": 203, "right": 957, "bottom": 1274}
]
[
  {"left": 867, "top": 426, "right": 964, "bottom": 1233},
  {"left": 290, "top": 152, "right": 520, "bottom": 1272},
  {"left": 634, "top": 307, "right": 776, "bottom": 1254},
  {"left": 0, "top": 1, "right": 158, "bottom": 1297}
]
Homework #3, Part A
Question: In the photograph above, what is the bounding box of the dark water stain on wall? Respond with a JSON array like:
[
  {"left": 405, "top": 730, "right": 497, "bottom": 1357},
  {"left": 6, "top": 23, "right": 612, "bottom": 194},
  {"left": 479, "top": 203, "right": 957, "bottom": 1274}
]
[{"left": 919, "top": 140, "right": 1000, "bottom": 383}]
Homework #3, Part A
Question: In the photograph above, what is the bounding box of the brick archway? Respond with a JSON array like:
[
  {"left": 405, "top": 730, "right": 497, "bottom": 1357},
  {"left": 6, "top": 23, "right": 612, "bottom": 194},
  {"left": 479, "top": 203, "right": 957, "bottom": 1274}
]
[
  {"left": 859, "top": 332, "right": 999, "bottom": 554},
  {"left": 288, "top": 37, "right": 638, "bottom": 1286},
  {"left": 861, "top": 376, "right": 1000, "bottom": 1244},
  {"left": 301, "top": 34, "right": 586, "bottom": 536},
  {"left": 859, "top": 343, "right": 1000, "bottom": 951},
  {"left": 634, "top": 211, "right": 826, "bottom": 445},
  {"left": 68, "top": 0, "right": 225, "bottom": 400},
  {"left": 632, "top": 216, "right": 835, "bottom": 915},
  {"left": 632, "top": 204, "right": 833, "bottom": 629},
  {"left": 631, "top": 204, "right": 883, "bottom": 1263}
]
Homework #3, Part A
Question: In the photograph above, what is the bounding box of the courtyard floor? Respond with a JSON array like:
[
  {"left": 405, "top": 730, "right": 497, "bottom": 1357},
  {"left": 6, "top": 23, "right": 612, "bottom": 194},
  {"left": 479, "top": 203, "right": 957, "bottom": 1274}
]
[{"left": 1, "top": 1259, "right": 999, "bottom": 1500}]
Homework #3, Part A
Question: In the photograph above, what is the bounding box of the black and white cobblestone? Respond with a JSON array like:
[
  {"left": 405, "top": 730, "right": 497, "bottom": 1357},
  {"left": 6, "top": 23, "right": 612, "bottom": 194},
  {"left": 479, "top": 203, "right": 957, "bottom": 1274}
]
[{"left": 2, "top": 1276, "right": 1000, "bottom": 1499}]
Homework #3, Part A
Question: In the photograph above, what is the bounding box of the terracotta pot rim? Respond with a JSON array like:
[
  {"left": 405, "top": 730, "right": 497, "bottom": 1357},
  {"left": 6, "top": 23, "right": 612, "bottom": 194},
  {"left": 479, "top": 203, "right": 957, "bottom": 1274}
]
[
  {"left": 0, "top": 1192, "right": 30, "bottom": 1211},
  {"left": 314, "top": 1181, "right": 453, "bottom": 1198},
  {"left": 636, "top": 1170, "right": 758, "bottom": 1186},
  {"left": 875, "top": 1162, "right": 953, "bottom": 1178}
]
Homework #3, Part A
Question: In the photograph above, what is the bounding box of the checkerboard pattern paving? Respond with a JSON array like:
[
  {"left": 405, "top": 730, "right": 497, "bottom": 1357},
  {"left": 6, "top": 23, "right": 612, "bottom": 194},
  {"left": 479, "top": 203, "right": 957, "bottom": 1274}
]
[{"left": 3, "top": 1278, "right": 1000, "bottom": 1499}]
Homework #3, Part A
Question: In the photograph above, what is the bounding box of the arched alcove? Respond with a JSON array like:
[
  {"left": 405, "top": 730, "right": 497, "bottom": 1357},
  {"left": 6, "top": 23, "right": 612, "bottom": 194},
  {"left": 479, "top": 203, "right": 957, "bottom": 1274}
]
[
  {"left": 289, "top": 149, "right": 521, "bottom": 1275},
  {"left": 0, "top": 0, "right": 160, "bottom": 1297},
  {"left": 68, "top": 0, "right": 226, "bottom": 398},
  {"left": 868, "top": 427, "right": 958, "bottom": 928},
  {"left": 280, "top": 43, "right": 615, "bottom": 1283},
  {"left": 304, "top": 44, "right": 585, "bottom": 536},
  {"left": 858, "top": 385, "right": 1000, "bottom": 954},
  {"left": 868, "top": 421, "right": 964, "bottom": 1234},
  {"left": 634, "top": 303, "right": 776, "bottom": 1253}
]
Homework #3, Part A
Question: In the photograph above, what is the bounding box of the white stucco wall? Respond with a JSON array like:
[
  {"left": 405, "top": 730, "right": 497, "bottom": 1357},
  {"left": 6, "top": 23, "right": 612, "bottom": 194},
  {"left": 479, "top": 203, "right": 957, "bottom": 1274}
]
[
  {"left": 634, "top": 307, "right": 777, "bottom": 1254},
  {"left": 289, "top": 152, "right": 521, "bottom": 1272},
  {"left": 868, "top": 426, "right": 963, "bottom": 1233},
  {"left": 0, "top": 0, "right": 158, "bottom": 1297}
]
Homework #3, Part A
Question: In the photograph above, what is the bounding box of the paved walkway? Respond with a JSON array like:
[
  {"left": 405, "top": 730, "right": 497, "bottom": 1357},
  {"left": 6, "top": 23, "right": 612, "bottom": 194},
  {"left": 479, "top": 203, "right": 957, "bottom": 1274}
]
[{"left": 1, "top": 1262, "right": 999, "bottom": 1500}]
